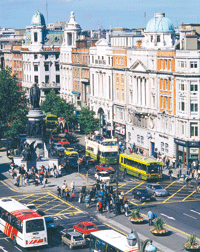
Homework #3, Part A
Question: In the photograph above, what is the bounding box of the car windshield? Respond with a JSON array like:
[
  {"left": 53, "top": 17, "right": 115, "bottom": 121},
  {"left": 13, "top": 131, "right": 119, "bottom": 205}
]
[
  {"left": 86, "top": 225, "right": 96, "bottom": 230},
  {"left": 26, "top": 219, "right": 44, "bottom": 233},
  {"left": 138, "top": 190, "right": 148, "bottom": 194},
  {"left": 153, "top": 185, "right": 162, "bottom": 190},
  {"left": 55, "top": 143, "right": 62, "bottom": 147},
  {"left": 100, "top": 173, "right": 109, "bottom": 177},
  {"left": 103, "top": 164, "right": 109, "bottom": 167},
  {"left": 74, "top": 235, "right": 84, "bottom": 241}
]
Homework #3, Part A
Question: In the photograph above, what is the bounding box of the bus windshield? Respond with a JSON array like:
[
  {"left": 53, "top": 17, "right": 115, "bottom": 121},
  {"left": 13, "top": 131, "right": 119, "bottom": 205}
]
[
  {"left": 47, "top": 117, "right": 57, "bottom": 121},
  {"left": 26, "top": 219, "right": 44, "bottom": 233},
  {"left": 147, "top": 165, "right": 162, "bottom": 174},
  {"left": 103, "top": 152, "right": 118, "bottom": 157}
]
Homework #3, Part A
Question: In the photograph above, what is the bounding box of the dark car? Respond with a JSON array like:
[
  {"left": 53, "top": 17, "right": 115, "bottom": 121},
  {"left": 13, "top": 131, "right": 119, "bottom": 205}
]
[
  {"left": 70, "top": 144, "right": 85, "bottom": 153},
  {"left": 45, "top": 216, "right": 57, "bottom": 234},
  {"left": 132, "top": 188, "right": 154, "bottom": 202},
  {"left": 65, "top": 133, "right": 79, "bottom": 143},
  {"left": 78, "top": 155, "right": 95, "bottom": 166},
  {"left": 67, "top": 157, "right": 78, "bottom": 169}
]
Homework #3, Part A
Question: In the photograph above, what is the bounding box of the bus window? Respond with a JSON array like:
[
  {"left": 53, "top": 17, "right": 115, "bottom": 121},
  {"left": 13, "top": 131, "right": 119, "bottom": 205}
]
[
  {"left": 26, "top": 219, "right": 44, "bottom": 233},
  {"left": 121, "top": 156, "right": 123, "bottom": 163},
  {"left": 107, "top": 244, "right": 118, "bottom": 252},
  {"left": 95, "top": 238, "right": 106, "bottom": 252}
]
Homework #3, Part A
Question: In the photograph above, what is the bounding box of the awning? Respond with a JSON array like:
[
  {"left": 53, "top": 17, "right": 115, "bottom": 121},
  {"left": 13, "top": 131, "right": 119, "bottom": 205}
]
[{"left": 72, "top": 91, "right": 80, "bottom": 95}]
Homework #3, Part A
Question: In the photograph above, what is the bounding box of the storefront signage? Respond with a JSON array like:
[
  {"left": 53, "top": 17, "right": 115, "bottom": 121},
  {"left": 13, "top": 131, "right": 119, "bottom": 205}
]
[
  {"left": 159, "top": 134, "right": 168, "bottom": 139},
  {"left": 114, "top": 122, "right": 126, "bottom": 135},
  {"left": 174, "top": 138, "right": 200, "bottom": 147},
  {"left": 190, "top": 148, "right": 198, "bottom": 154}
]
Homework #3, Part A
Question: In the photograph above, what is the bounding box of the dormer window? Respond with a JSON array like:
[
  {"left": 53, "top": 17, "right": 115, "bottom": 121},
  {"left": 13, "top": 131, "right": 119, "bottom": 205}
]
[
  {"left": 44, "top": 37, "right": 48, "bottom": 42},
  {"left": 54, "top": 37, "right": 59, "bottom": 42}
]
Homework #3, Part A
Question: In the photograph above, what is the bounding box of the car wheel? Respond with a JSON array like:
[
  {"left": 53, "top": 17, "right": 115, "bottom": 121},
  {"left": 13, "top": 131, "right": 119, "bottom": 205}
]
[{"left": 138, "top": 174, "right": 141, "bottom": 180}]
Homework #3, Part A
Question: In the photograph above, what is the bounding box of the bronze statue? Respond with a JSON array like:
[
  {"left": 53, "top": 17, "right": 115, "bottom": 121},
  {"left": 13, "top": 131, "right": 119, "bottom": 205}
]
[{"left": 30, "top": 83, "right": 40, "bottom": 109}]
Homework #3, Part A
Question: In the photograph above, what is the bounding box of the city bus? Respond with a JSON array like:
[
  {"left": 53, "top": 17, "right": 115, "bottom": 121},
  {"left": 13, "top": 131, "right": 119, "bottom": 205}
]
[
  {"left": 119, "top": 153, "right": 162, "bottom": 180},
  {"left": 0, "top": 198, "right": 48, "bottom": 248},
  {"left": 90, "top": 229, "right": 138, "bottom": 252},
  {"left": 85, "top": 135, "right": 119, "bottom": 164},
  {"left": 45, "top": 113, "right": 58, "bottom": 133}
]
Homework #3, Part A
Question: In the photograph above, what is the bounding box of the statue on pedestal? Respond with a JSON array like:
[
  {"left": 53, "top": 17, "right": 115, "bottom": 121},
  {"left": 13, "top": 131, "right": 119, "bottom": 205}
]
[{"left": 30, "top": 83, "right": 40, "bottom": 109}]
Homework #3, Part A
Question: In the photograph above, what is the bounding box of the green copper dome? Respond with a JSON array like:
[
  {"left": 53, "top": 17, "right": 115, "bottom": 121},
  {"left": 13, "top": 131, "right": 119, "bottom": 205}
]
[
  {"left": 31, "top": 11, "right": 46, "bottom": 26},
  {"left": 146, "top": 13, "right": 174, "bottom": 32}
]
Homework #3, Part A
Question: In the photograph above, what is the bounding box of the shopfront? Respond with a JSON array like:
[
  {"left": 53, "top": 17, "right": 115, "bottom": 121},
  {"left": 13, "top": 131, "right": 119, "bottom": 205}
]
[
  {"left": 114, "top": 122, "right": 126, "bottom": 141},
  {"left": 174, "top": 138, "right": 200, "bottom": 166}
]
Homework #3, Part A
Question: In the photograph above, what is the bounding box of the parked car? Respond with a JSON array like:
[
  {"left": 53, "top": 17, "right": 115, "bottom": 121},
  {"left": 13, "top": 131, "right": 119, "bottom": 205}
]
[
  {"left": 70, "top": 144, "right": 85, "bottom": 153},
  {"left": 44, "top": 216, "right": 57, "bottom": 233},
  {"left": 67, "top": 157, "right": 78, "bottom": 169},
  {"left": 51, "top": 143, "right": 65, "bottom": 157},
  {"left": 95, "top": 163, "right": 115, "bottom": 173},
  {"left": 95, "top": 171, "right": 111, "bottom": 183},
  {"left": 58, "top": 138, "right": 70, "bottom": 147},
  {"left": 73, "top": 221, "right": 99, "bottom": 238},
  {"left": 62, "top": 232, "right": 87, "bottom": 249},
  {"left": 65, "top": 148, "right": 78, "bottom": 157},
  {"left": 26, "top": 203, "right": 38, "bottom": 213},
  {"left": 78, "top": 155, "right": 95, "bottom": 166},
  {"left": 132, "top": 188, "right": 154, "bottom": 202},
  {"left": 146, "top": 183, "right": 169, "bottom": 197}
]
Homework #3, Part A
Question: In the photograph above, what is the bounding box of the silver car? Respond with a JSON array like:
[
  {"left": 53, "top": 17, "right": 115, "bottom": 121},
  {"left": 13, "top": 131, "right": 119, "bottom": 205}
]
[
  {"left": 62, "top": 232, "right": 87, "bottom": 249},
  {"left": 146, "top": 183, "right": 169, "bottom": 197}
]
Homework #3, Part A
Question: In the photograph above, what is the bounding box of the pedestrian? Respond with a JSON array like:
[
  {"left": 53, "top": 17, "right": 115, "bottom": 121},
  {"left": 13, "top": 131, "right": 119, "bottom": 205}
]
[
  {"left": 124, "top": 201, "right": 129, "bottom": 217},
  {"left": 168, "top": 168, "right": 173, "bottom": 180},
  {"left": 57, "top": 186, "right": 61, "bottom": 197},
  {"left": 16, "top": 175, "right": 20, "bottom": 187},
  {"left": 79, "top": 191, "right": 83, "bottom": 203},
  {"left": 65, "top": 188, "right": 70, "bottom": 201},
  {"left": 147, "top": 209, "right": 154, "bottom": 226},
  {"left": 61, "top": 182, "right": 66, "bottom": 197},
  {"left": 85, "top": 193, "right": 90, "bottom": 207},
  {"left": 97, "top": 200, "right": 102, "bottom": 213},
  {"left": 166, "top": 158, "right": 170, "bottom": 170},
  {"left": 70, "top": 180, "right": 75, "bottom": 192}
]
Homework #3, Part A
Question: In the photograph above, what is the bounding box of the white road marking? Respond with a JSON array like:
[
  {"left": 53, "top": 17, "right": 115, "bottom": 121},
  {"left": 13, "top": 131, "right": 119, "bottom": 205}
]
[
  {"left": 14, "top": 246, "right": 22, "bottom": 252},
  {"left": 160, "top": 213, "right": 175, "bottom": 220},
  {"left": 183, "top": 213, "right": 197, "bottom": 219},
  {"left": 190, "top": 209, "right": 200, "bottom": 215},
  {"left": 0, "top": 246, "right": 9, "bottom": 252}
]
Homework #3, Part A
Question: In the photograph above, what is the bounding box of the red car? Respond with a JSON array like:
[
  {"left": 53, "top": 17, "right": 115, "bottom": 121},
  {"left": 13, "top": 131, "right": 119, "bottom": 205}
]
[
  {"left": 95, "top": 163, "right": 115, "bottom": 173},
  {"left": 78, "top": 155, "right": 95, "bottom": 166},
  {"left": 58, "top": 138, "right": 70, "bottom": 147},
  {"left": 73, "top": 221, "right": 99, "bottom": 238}
]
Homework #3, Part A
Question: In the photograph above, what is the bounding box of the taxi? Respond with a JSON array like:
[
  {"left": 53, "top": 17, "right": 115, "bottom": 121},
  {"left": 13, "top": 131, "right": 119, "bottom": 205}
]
[{"left": 65, "top": 148, "right": 78, "bottom": 157}]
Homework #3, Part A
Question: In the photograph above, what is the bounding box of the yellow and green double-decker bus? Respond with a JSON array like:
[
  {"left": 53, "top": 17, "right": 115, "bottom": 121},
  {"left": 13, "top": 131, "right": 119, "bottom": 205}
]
[
  {"left": 85, "top": 135, "right": 119, "bottom": 164},
  {"left": 119, "top": 153, "right": 162, "bottom": 180},
  {"left": 45, "top": 114, "right": 58, "bottom": 133}
]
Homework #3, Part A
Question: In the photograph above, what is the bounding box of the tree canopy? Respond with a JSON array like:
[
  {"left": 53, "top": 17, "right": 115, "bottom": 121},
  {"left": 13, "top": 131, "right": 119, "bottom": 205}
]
[
  {"left": 0, "top": 68, "right": 28, "bottom": 140},
  {"left": 77, "top": 106, "right": 99, "bottom": 134}
]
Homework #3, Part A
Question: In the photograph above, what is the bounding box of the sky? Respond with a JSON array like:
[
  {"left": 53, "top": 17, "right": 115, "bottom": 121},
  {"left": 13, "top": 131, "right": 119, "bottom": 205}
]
[{"left": 0, "top": 0, "right": 200, "bottom": 30}]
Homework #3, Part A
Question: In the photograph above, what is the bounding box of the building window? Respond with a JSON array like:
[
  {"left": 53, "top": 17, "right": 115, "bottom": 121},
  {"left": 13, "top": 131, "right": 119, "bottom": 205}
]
[
  {"left": 137, "top": 135, "right": 140, "bottom": 143},
  {"left": 191, "top": 103, "right": 198, "bottom": 112},
  {"left": 45, "top": 64, "right": 49, "bottom": 71},
  {"left": 121, "top": 74, "right": 124, "bottom": 84},
  {"left": 92, "top": 56, "right": 94, "bottom": 63},
  {"left": 116, "top": 88, "right": 119, "bottom": 100},
  {"left": 121, "top": 89, "right": 124, "bottom": 102},
  {"left": 34, "top": 65, "right": 38, "bottom": 71},
  {"left": 141, "top": 136, "right": 144, "bottom": 144},
  {"left": 180, "top": 80, "right": 185, "bottom": 91},
  {"left": 34, "top": 32, "right": 37, "bottom": 42},
  {"left": 190, "top": 83, "right": 198, "bottom": 91},
  {"left": 157, "top": 35, "right": 160, "bottom": 42},
  {"left": 56, "top": 75, "right": 60, "bottom": 83},
  {"left": 190, "top": 61, "right": 197, "bottom": 68},
  {"left": 151, "top": 35, "right": 153, "bottom": 42},
  {"left": 108, "top": 57, "right": 110, "bottom": 65},
  {"left": 55, "top": 63, "right": 59, "bottom": 71},
  {"left": 165, "top": 143, "right": 169, "bottom": 153},
  {"left": 34, "top": 76, "right": 38, "bottom": 84},
  {"left": 191, "top": 123, "right": 198, "bottom": 137},
  {"left": 34, "top": 54, "right": 37, "bottom": 60},
  {"left": 45, "top": 55, "right": 48, "bottom": 60},
  {"left": 116, "top": 73, "right": 119, "bottom": 83},
  {"left": 45, "top": 75, "right": 49, "bottom": 84},
  {"left": 180, "top": 101, "right": 185, "bottom": 111},
  {"left": 55, "top": 54, "right": 59, "bottom": 59},
  {"left": 161, "top": 142, "right": 164, "bottom": 151}
]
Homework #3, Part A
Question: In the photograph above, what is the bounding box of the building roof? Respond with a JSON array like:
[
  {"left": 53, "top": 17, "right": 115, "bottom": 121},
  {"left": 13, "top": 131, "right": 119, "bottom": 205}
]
[
  {"left": 31, "top": 11, "right": 46, "bottom": 26},
  {"left": 146, "top": 13, "right": 174, "bottom": 33}
]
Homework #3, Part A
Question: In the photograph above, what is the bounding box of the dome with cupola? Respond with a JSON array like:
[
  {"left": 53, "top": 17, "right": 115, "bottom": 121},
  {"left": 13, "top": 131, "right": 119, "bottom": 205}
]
[
  {"left": 31, "top": 11, "right": 46, "bottom": 26},
  {"left": 146, "top": 13, "right": 174, "bottom": 32}
]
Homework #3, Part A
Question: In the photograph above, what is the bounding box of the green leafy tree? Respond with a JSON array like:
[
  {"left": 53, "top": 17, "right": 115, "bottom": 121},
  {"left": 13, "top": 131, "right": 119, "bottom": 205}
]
[
  {"left": 0, "top": 68, "right": 28, "bottom": 141},
  {"left": 41, "top": 90, "right": 77, "bottom": 131},
  {"left": 78, "top": 107, "right": 99, "bottom": 134}
]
